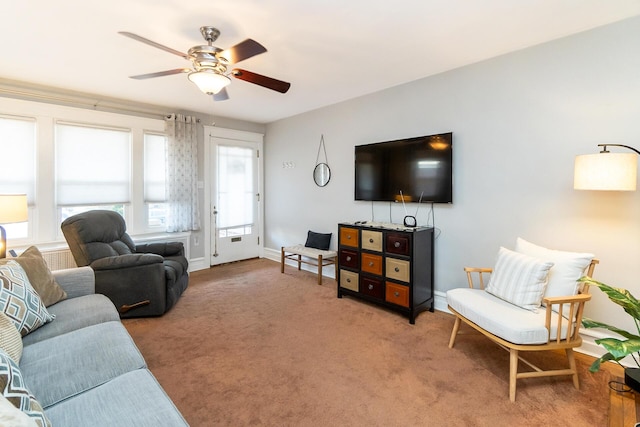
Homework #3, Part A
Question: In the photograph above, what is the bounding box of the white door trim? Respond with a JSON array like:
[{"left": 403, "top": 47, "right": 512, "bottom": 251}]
[{"left": 203, "top": 126, "right": 264, "bottom": 266}]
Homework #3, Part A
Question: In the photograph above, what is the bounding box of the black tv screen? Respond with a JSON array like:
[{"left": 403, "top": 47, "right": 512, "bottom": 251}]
[{"left": 355, "top": 132, "right": 453, "bottom": 203}]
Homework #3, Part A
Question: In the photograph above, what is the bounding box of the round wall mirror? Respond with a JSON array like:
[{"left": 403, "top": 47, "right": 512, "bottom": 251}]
[{"left": 313, "top": 163, "right": 331, "bottom": 187}]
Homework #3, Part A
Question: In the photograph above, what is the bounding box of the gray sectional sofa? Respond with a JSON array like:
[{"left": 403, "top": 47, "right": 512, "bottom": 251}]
[{"left": 20, "top": 266, "right": 188, "bottom": 426}]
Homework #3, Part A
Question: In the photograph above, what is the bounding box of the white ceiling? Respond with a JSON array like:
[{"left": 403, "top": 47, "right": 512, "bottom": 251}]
[{"left": 3, "top": 1, "right": 640, "bottom": 124}]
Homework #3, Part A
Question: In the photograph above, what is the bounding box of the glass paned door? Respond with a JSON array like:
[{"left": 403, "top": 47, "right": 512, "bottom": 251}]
[{"left": 210, "top": 139, "right": 261, "bottom": 265}]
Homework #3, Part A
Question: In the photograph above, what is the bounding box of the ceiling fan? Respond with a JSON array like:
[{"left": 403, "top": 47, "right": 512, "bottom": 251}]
[{"left": 119, "top": 26, "right": 291, "bottom": 101}]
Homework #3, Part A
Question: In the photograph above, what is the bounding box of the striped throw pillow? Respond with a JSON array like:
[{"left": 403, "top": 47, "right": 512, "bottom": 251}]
[{"left": 485, "top": 247, "right": 554, "bottom": 311}]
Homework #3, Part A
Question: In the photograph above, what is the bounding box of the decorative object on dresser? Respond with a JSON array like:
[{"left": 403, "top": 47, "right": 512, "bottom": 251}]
[
  {"left": 446, "top": 238, "right": 597, "bottom": 401},
  {"left": 337, "top": 222, "right": 434, "bottom": 324}
]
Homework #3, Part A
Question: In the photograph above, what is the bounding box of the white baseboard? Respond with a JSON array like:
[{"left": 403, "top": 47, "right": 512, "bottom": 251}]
[{"left": 188, "top": 257, "right": 208, "bottom": 272}]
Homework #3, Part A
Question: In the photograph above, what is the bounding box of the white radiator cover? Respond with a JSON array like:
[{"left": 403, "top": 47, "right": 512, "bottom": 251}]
[{"left": 41, "top": 249, "right": 77, "bottom": 271}]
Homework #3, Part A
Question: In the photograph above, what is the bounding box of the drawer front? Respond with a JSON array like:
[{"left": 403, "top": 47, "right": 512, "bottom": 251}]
[
  {"left": 386, "top": 233, "right": 410, "bottom": 256},
  {"left": 340, "top": 227, "right": 359, "bottom": 248},
  {"left": 361, "top": 253, "right": 383, "bottom": 276},
  {"left": 360, "top": 276, "right": 384, "bottom": 299},
  {"left": 386, "top": 258, "right": 410, "bottom": 282},
  {"left": 339, "top": 249, "right": 359, "bottom": 269},
  {"left": 340, "top": 269, "right": 359, "bottom": 291},
  {"left": 385, "top": 282, "right": 409, "bottom": 307},
  {"left": 361, "top": 230, "right": 383, "bottom": 252}
]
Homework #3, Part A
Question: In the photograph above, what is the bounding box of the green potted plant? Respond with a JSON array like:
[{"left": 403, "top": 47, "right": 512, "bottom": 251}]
[{"left": 581, "top": 277, "right": 640, "bottom": 390}]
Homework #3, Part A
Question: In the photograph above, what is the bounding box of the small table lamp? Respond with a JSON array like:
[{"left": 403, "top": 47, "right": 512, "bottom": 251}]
[{"left": 0, "top": 194, "right": 28, "bottom": 258}]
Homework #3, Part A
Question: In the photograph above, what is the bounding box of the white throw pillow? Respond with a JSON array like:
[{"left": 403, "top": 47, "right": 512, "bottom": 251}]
[
  {"left": 515, "top": 238, "right": 594, "bottom": 298},
  {"left": 485, "top": 247, "right": 554, "bottom": 311}
]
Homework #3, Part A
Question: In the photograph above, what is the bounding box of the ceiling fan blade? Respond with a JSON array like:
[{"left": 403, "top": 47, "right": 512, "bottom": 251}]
[
  {"left": 212, "top": 87, "right": 230, "bottom": 101},
  {"left": 129, "top": 68, "right": 191, "bottom": 80},
  {"left": 119, "top": 31, "right": 188, "bottom": 59},
  {"left": 219, "top": 39, "right": 267, "bottom": 64},
  {"left": 231, "top": 69, "right": 291, "bottom": 93}
]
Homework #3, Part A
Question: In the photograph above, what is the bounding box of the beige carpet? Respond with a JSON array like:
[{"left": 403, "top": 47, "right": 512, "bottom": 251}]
[{"left": 123, "top": 258, "right": 612, "bottom": 426}]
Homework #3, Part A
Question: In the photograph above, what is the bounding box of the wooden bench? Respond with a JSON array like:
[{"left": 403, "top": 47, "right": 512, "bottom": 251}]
[{"left": 281, "top": 245, "right": 337, "bottom": 285}]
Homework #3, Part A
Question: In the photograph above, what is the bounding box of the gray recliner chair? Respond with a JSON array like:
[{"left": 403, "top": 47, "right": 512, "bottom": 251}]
[{"left": 61, "top": 210, "right": 189, "bottom": 318}]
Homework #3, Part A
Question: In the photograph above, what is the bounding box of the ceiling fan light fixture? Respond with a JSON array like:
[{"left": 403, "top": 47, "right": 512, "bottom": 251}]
[{"left": 188, "top": 70, "right": 231, "bottom": 94}]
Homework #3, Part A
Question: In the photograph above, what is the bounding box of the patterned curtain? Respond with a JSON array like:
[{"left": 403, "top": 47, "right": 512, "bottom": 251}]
[{"left": 164, "top": 114, "right": 200, "bottom": 232}]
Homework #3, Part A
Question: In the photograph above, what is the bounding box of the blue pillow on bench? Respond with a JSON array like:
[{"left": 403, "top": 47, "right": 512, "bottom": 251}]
[{"left": 304, "top": 231, "right": 332, "bottom": 251}]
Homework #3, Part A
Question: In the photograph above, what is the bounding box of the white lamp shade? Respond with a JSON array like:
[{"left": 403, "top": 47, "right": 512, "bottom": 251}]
[
  {"left": 188, "top": 71, "right": 231, "bottom": 94},
  {"left": 0, "top": 194, "right": 28, "bottom": 223},
  {"left": 574, "top": 153, "right": 638, "bottom": 191}
]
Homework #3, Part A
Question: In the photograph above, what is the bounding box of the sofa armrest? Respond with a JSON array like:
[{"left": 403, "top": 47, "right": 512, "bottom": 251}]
[
  {"left": 91, "top": 253, "right": 163, "bottom": 271},
  {"left": 136, "top": 242, "right": 185, "bottom": 257},
  {"left": 52, "top": 266, "right": 95, "bottom": 299},
  {"left": 543, "top": 293, "right": 592, "bottom": 344}
]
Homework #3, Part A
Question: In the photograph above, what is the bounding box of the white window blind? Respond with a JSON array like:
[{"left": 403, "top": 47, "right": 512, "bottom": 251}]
[
  {"left": 144, "top": 133, "right": 167, "bottom": 203},
  {"left": 0, "top": 115, "right": 36, "bottom": 205},
  {"left": 55, "top": 123, "right": 131, "bottom": 206}
]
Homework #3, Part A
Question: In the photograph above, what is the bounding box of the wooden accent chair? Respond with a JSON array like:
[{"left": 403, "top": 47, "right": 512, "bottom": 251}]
[{"left": 446, "top": 239, "right": 597, "bottom": 402}]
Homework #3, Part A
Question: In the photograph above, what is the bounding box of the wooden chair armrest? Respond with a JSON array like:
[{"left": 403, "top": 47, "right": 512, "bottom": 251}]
[
  {"left": 463, "top": 267, "right": 493, "bottom": 273},
  {"left": 543, "top": 294, "right": 591, "bottom": 305},
  {"left": 463, "top": 267, "right": 492, "bottom": 290},
  {"left": 543, "top": 293, "right": 591, "bottom": 344}
]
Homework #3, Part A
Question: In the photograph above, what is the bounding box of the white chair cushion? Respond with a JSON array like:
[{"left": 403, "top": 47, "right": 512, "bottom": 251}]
[
  {"left": 283, "top": 245, "right": 337, "bottom": 258},
  {"left": 447, "top": 288, "right": 570, "bottom": 345},
  {"left": 484, "top": 247, "right": 553, "bottom": 311},
  {"left": 515, "top": 238, "right": 594, "bottom": 298}
]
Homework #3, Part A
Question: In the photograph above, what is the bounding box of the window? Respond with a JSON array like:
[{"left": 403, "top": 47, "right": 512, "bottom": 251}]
[
  {"left": 55, "top": 122, "right": 130, "bottom": 219},
  {"left": 0, "top": 115, "right": 36, "bottom": 239},
  {"left": 217, "top": 145, "right": 254, "bottom": 237},
  {"left": 144, "top": 132, "right": 168, "bottom": 228}
]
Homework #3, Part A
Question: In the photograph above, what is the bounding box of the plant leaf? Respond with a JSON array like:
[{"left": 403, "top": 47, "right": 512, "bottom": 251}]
[
  {"left": 582, "top": 318, "right": 640, "bottom": 340},
  {"left": 581, "top": 277, "right": 640, "bottom": 321},
  {"left": 594, "top": 337, "right": 640, "bottom": 359},
  {"left": 589, "top": 352, "right": 616, "bottom": 372}
]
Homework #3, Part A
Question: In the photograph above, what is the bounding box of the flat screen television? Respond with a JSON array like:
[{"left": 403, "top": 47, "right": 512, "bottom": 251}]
[{"left": 354, "top": 132, "right": 453, "bottom": 203}]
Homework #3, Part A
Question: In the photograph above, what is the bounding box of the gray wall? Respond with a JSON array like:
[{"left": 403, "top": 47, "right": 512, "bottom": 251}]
[{"left": 263, "top": 16, "right": 640, "bottom": 329}]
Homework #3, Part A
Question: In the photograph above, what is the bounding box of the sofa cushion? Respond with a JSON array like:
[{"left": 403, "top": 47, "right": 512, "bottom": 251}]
[
  {"left": 44, "top": 369, "right": 188, "bottom": 427},
  {"left": 3, "top": 246, "right": 67, "bottom": 307},
  {"left": 515, "top": 237, "right": 594, "bottom": 299},
  {"left": 0, "top": 261, "right": 55, "bottom": 337},
  {"left": 21, "top": 294, "right": 119, "bottom": 347},
  {"left": 0, "top": 349, "right": 50, "bottom": 427},
  {"left": 19, "top": 321, "right": 146, "bottom": 408},
  {"left": 485, "top": 247, "right": 553, "bottom": 311},
  {"left": 0, "top": 312, "right": 22, "bottom": 363},
  {"left": 447, "top": 287, "right": 571, "bottom": 345}
]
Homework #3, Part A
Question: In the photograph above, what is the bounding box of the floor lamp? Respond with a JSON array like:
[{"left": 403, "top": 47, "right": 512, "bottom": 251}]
[
  {"left": 0, "top": 194, "right": 28, "bottom": 258},
  {"left": 574, "top": 144, "right": 640, "bottom": 191}
]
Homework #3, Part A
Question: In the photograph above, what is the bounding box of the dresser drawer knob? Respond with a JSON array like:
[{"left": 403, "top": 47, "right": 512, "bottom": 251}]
[
  {"left": 368, "top": 284, "right": 374, "bottom": 290},
  {"left": 394, "top": 242, "right": 400, "bottom": 248},
  {"left": 369, "top": 261, "right": 374, "bottom": 267},
  {"left": 394, "top": 291, "right": 400, "bottom": 297},
  {"left": 347, "top": 235, "right": 351, "bottom": 239},
  {"left": 346, "top": 256, "right": 351, "bottom": 262},
  {"left": 346, "top": 278, "right": 351, "bottom": 283},
  {"left": 395, "top": 267, "right": 400, "bottom": 272},
  {"left": 369, "top": 238, "right": 374, "bottom": 243}
]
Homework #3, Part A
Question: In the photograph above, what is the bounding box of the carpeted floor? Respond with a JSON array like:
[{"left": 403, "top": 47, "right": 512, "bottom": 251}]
[{"left": 123, "top": 258, "right": 613, "bottom": 426}]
